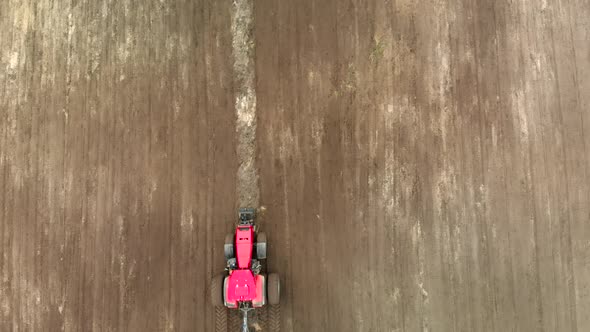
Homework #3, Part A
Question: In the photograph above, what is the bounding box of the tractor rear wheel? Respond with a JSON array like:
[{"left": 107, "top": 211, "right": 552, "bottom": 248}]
[
  {"left": 210, "top": 274, "right": 224, "bottom": 307},
  {"left": 267, "top": 273, "right": 280, "bottom": 305}
]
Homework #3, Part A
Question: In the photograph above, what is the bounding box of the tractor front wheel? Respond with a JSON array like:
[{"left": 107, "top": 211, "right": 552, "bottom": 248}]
[
  {"left": 256, "top": 232, "right": 267, "bottom": 260},
  {"left": 224, "top": 233, "right": 234, "bottom": 260}
]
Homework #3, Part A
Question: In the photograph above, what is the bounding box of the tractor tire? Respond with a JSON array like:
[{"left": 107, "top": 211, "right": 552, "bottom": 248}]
[
  {"left": 224, "top": 233, "right": 234, "bottom": 260},
  {"left": 267, "top": 273, "right": 280, "bottom": 305},
  {"left": 210, "top": 274, "right": 225, "bottom": 307},
  {"left": 256, "top": 232, "right": 267, "bottom": 260}
]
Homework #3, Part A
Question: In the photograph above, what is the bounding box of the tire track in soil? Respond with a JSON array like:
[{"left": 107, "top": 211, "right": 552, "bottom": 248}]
[
  {"left": 232, "top": 0, "right": 260, "bottom": 209},
  {"left": 215, "top": 307, "right": 228, "bottom": 332},
  {"left": 229, "top": 308, "right": 243, "bottom": 332},
  {"left": 230, "top": 0, "right": 277, "bottom": 331}
]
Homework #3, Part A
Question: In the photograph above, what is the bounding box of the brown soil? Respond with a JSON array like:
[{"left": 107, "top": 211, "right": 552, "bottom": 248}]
[{"left": 1, "top": 0, "right": 590, "bottom": 331}]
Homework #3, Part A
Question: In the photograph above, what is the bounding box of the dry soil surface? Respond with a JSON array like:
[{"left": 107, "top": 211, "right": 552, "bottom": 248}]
[{"left": 1, "top": 0, "right": 590, "bottom": 331}]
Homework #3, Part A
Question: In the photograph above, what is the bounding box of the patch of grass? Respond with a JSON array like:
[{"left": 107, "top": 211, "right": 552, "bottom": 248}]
[
  {"left": 370, "top": 37, "right": 386, "bottom": 64},
  {"left": 343, "top": 62, "right": 357, "bottom": 91}
]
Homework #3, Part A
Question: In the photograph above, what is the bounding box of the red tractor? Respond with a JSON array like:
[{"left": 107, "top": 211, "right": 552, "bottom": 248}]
[{"left": 210, "top": 208, "right": 280, "bottom": 332}]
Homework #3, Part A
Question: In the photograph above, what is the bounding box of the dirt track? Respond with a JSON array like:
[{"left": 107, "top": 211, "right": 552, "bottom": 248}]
[{"left": 1, "top": 0, "right": 590, "bottom": 331}]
